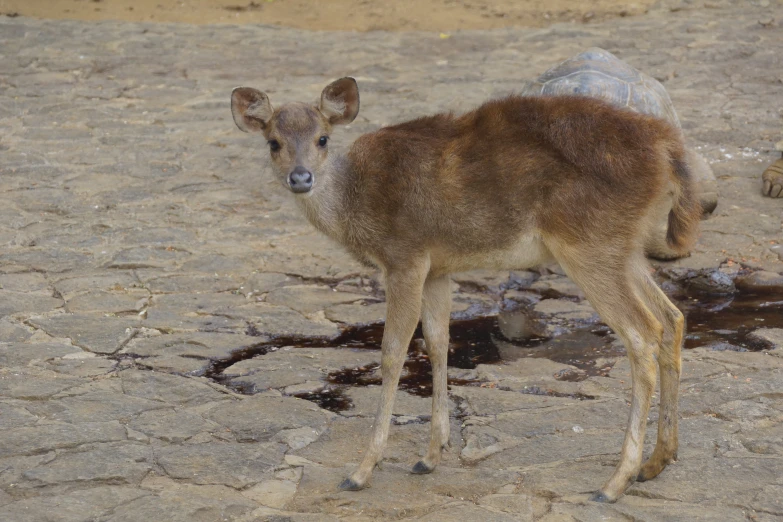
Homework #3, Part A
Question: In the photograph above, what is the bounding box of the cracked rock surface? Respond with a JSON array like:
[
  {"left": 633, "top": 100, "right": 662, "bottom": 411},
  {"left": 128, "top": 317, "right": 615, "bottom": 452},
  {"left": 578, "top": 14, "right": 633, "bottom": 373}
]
[{"left": 1, "top": 1, "right": 783, "bottom": 520}]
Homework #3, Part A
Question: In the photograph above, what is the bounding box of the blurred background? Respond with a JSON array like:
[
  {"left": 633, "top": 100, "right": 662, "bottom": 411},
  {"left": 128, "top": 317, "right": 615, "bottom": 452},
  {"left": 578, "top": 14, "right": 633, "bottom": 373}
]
[{"left": 0, "top": 0, "right": 656, "bottom": 30}]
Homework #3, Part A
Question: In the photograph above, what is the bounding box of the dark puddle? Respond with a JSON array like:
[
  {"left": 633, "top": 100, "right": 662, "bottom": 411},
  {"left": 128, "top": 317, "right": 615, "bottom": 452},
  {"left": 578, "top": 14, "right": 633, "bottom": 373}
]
[
  {"left": 677, "top": 292, "right": 783, "bottom": 351},
  {"left": 207, "top": 286, "right": 782, "bottom": 412}
]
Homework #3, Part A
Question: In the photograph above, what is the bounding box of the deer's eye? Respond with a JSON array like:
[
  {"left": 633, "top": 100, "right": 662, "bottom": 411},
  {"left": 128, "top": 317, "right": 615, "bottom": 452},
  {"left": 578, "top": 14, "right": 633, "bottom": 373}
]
[
  {"left": 268, "top": 140, "right": 280, "bottom": 153},
  {"left": 318, "top": 136, "right": 328, "bottom": 148}
]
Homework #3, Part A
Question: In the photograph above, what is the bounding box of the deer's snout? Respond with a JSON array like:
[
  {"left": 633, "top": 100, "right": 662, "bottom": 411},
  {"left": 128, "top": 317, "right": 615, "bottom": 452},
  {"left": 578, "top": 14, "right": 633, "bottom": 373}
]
[{"left": 288, "top": 166, "right": 313, "bottom": 194}]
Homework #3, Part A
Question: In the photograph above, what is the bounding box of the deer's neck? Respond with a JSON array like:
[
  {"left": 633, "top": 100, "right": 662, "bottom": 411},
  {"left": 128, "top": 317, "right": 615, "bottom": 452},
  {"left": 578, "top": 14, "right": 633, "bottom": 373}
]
[{"left": 295, "top": 153, "right": 354, "bottom": 244}]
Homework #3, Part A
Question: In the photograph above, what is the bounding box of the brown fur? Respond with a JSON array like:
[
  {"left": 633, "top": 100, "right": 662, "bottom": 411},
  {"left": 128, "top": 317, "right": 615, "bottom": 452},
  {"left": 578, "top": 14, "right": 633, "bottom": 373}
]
[{"left": 231, "top": 79, "right": 701, "bottom": 502}]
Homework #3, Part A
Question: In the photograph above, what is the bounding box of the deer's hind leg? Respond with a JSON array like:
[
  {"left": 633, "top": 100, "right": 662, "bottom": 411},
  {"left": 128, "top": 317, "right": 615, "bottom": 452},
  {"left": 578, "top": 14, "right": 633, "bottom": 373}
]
[
  {"left": 548, "top": 243, "right": 662, "bottom": 503},
  {"left": 412, "top": 273, "right": 452, "bottom": 474},
  {"left": 633, "top": 267, "right": 684, "bottom": 482}
]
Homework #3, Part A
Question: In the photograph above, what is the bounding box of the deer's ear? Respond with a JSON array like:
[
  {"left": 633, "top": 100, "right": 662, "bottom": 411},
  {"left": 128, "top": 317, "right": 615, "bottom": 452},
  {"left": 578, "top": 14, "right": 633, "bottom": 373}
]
[
  {"left": 319, "top": 77, "right": 359, "bottom": 125},
  {"left": 231, "top": 87, "right": 273, "bottom": 133}
]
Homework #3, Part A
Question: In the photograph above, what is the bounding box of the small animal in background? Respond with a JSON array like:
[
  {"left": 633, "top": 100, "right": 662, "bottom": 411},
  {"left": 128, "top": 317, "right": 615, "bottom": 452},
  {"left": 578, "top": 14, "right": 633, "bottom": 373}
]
[{"left": 231, "top": 77, "right": 700, "bottom": 502}]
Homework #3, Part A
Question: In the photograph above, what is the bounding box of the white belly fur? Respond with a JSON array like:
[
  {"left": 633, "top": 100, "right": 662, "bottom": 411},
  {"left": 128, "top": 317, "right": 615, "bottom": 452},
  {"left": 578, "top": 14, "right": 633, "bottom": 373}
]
[{"left": 434, "top": 232, "right": 553, "bottom": 274}]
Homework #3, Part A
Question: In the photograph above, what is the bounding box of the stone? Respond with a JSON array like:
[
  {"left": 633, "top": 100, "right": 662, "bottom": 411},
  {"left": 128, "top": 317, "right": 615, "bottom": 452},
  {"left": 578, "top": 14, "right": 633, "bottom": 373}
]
[
  {"left": 52, "top": 272, "right": 141, "bottom": 301},
  {"left": 418, "top": 502, "right": 522, "bottom": 521},
  {"left": 0, "top": 272, "right": 50, "bottom": 293},
  {"left": 242, "top": 479, "right": 299, "bottom": 508},
  {"left": 136, "top": 354, "right": 207, "bottom": 374},
  {"left": 240, "top": 507, "right": 340, "bottom": 522},
  {"left": 27, "top": 314, "right": 139, "bottom": 354},
  {"left": 128, "top": 409, "right": 222, "bottom": 442},
  {"left": 223, "top": 347, "right": 379, "bottom": 392},
  {"left": 155, "top": 442, "right": 285, "bottom": 488},
  {"left": 452, "top": 270, "right": 511, "bottom": 292},
  {"left": 106, "top": 247, "right": 191, "bottom": 269},
  {"left": 630, "top": 457, "right": 782, "bottom": 505},
  {"left": 478, "top": 493, "right": 550, "bottom": 520},
  {"left": 0, "top": 318, "right": 34, "bottom": 343},
  {"left": 120, "top": 370, "right": 229, "bottom": 406},
  {"left": 122, "top": 331, "right": 266, "bottom": 359},
  {"left": 241, "top": 272, "right": 295, "bottom": 296},
  {"left": 0, "top": 487, "right": 151, "bottom": 522},
  {"left": 289, "top": 463, "right": 518, "bottom": 519},
  {"left": 0, "top": 401, "right": 40, "bottom": 429},
  {"left": 25, "top": 390, "right": 168, "bottom": 423},
  {"left": 19, "top": 442, "right": 154, "bottom": 489},
  {"left": 340, "top": 387, "right": 438, "bottom": 418},
  {"left": 145, "top": 273, "right": 243, "bottom": 294},
  {"left": 149, "top": 292, "right": 251, "bottom": 315},
  {"left": 324, "top": 301, "right": 386, "bottom": 325},
  {"left": 224, "top": 302, "right": 341, "bottom": 338},
  {"left": 750, "top": 484, "right": 783, "bottom": 516},
  {"left": 205, "top": 395, "right": 332, "bottom": 442},
  {"left": 609, "top": 495, "right": 753, "bottom": 522},
  {"left": 686, "top": 268, "right": 736, "bottom": 294},
  {"left": 451, "top": 386, "right": 556, "bottom": 416},
  {"left": 292, "top": 415, "right": 463, "bottom": 470},
  {"left": 266, "top": 285, "right": 368, "bottom": 315},
  {"left": 529, "top": 275, "right": 586, "bottom": 299},
  {"left": 0, "top": 421, "right": 127, "bottom": 458},
  {"left": 735, "top": 270, "right": 783, "bottom": 291},
  {"left": 106, "top": 482, "right": 258, "bottom": 522},
  {"left": 65, "top": 291, "right": 145, "bottom": 314},
  {"left": 0, "top": 368, "right": 83, "bottom": 399},
  {"left": 0, "top": 342, "right": 82, "bottom": 367},
  {"left": 44, "top": 354, "right": 118, "bottom": 377},
  {"left": 749, "top": 328, "right": 783, "bottom": 350},
  {"left": 0, "top": 290, "right": 63, "bottom": 318},
  {"left": 531, "top": 299, "right": 599, "bottom": 336},
  {"left": 460, "top": 424, "right": 525, "bottom": 464}
]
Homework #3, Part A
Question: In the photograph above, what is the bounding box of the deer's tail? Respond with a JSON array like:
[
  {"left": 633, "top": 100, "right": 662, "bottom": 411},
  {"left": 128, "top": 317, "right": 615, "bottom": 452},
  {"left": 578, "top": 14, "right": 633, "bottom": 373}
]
[{"left": 665, "top": 150, "right": 702, "bottom": 254}]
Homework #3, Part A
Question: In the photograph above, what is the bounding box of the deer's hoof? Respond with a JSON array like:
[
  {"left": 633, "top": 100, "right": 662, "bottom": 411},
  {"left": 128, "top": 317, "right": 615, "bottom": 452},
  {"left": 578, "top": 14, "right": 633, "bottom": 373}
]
[
  {"left": 589, "top": 491, "right": 616, "bottom": 503},
  {"left": 411, "top": 461, "right": 434, "bottom": 474},
  {"left": 338, "top": 478, "right": 366, "bottom": 491}
]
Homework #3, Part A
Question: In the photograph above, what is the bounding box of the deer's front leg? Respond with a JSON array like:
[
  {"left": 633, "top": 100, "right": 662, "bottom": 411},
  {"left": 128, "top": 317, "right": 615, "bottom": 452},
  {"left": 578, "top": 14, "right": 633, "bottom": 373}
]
[{"left": 339, "top": 263, "right": 428, "bottom": 491}]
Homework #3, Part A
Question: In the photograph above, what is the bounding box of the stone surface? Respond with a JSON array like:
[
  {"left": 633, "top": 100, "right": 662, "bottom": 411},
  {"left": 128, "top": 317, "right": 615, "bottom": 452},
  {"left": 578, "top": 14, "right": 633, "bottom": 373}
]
[
  {"left": 18, "top": 442, "right": 154, "bottom": 489},
  {"left": 155, "top": 442, "right": 285, "bottom": 488},
  {"left": 0, "top": 4, "right": 782, "bottom": 520},
  {"left": 205, "top": 395, "right": 333, "bottom": 443},
  {"left": 27, "top": 314, "right": 139, "bottom": 354},
  {"left": 750, "top": 328, "right": 783, "bottom": 350},
  {"left": 224, "top": 346, "right": 380, "bottom": 392},
  {"left": 0, "top": 421, "right": 127, "bottom": 458},
  {"left": 0, "top": 487, "right": 151, "bottom": 522}
]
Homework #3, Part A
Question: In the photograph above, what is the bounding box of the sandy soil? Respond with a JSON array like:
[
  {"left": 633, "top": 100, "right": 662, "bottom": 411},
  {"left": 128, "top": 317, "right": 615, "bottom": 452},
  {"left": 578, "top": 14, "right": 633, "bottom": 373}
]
[{"left": 0, "top": 0, "right": 656, "bottom": 31}]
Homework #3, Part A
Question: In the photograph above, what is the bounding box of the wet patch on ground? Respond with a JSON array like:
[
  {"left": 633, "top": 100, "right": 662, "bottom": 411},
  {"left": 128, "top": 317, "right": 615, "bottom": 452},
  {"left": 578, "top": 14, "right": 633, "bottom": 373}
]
[
  {"left": 678, "top": 292, "right": 783, "bottom": 351},
  {"left": 203, "top": 282, "right": 782, "bottom": 413}
]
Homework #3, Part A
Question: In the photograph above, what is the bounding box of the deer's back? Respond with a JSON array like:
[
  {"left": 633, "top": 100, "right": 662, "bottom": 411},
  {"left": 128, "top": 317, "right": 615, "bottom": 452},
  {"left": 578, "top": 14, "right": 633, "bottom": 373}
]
[{"left": 345, "top": 95, "right": 683, "bottom": 269}]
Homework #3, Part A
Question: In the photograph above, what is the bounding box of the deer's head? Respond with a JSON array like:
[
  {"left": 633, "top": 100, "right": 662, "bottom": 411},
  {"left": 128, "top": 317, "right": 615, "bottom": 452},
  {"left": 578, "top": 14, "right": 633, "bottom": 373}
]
[{"left": 231, "top": 78, "right": 359, "bottom": 195}]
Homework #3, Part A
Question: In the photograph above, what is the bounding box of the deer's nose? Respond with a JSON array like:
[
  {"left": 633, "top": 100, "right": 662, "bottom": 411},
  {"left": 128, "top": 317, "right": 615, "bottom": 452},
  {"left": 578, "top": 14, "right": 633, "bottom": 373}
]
[{"left": 288, "top": 166, "right": 313, "bottom": 193}]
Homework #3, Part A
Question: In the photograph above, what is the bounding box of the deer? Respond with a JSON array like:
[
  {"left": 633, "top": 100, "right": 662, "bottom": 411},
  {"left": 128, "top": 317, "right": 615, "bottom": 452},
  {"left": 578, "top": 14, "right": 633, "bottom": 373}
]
[{"left": 230, "top": 77, "right": 701, "bottom": 503}]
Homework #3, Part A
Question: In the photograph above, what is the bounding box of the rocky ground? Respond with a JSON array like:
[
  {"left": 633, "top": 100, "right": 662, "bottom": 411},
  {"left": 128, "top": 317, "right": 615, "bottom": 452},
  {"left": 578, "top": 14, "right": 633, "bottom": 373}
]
[{"left": 1, "top": 1, "right": 783, "bottom": 520}]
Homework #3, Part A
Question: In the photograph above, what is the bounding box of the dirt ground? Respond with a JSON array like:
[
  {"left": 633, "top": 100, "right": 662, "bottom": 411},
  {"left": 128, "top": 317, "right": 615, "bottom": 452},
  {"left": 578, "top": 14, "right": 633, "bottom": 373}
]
[{"left": 0, "top": 0, "right": 656, "bottom": 31}]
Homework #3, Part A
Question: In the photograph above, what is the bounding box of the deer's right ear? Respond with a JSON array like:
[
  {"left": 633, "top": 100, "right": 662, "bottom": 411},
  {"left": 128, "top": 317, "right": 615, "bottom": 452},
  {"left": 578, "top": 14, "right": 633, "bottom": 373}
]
[
  {"left": 319, "top": 77, "right": 360, "bottom": 125},
  {"left": 231, "top": 87, "right": 273, "bottom": 133}
]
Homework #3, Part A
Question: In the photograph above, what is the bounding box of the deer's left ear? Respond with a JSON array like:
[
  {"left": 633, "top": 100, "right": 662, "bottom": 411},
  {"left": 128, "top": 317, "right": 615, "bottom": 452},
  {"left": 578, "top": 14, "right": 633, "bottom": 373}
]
[
  {"left": 231, "top": 87, "right": 273, "bottom": 133},
  {"left": 319, "top": 77, "right": 359, "bottom": 125}
]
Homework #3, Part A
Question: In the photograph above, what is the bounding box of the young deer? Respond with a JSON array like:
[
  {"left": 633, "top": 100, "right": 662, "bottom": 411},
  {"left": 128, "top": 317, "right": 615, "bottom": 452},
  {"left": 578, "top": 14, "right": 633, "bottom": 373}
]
[{"left": 231, "top": 78, "right": 701, "bottom": 502}]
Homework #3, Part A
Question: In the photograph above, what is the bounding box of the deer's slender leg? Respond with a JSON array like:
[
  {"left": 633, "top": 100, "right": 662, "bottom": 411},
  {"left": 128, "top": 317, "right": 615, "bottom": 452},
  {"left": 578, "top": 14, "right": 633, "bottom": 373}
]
[
  {"left": 634, "top": 268, "right": 683, "bottom": 482},
  {"left": 339, "top": 261, "right": 429, "bottom": 491},
  {"left": 412, "top": 273, "right": 452, "bottom": 474},
  {"left": 551, "top": 246, "right": 662, "bottom": 503}
]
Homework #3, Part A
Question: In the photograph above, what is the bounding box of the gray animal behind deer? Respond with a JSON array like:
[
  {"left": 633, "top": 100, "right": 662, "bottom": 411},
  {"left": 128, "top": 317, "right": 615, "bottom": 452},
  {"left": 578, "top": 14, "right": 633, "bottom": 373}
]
[{"left": 230, "top": 78, "right": 700, "bottom": 503}]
